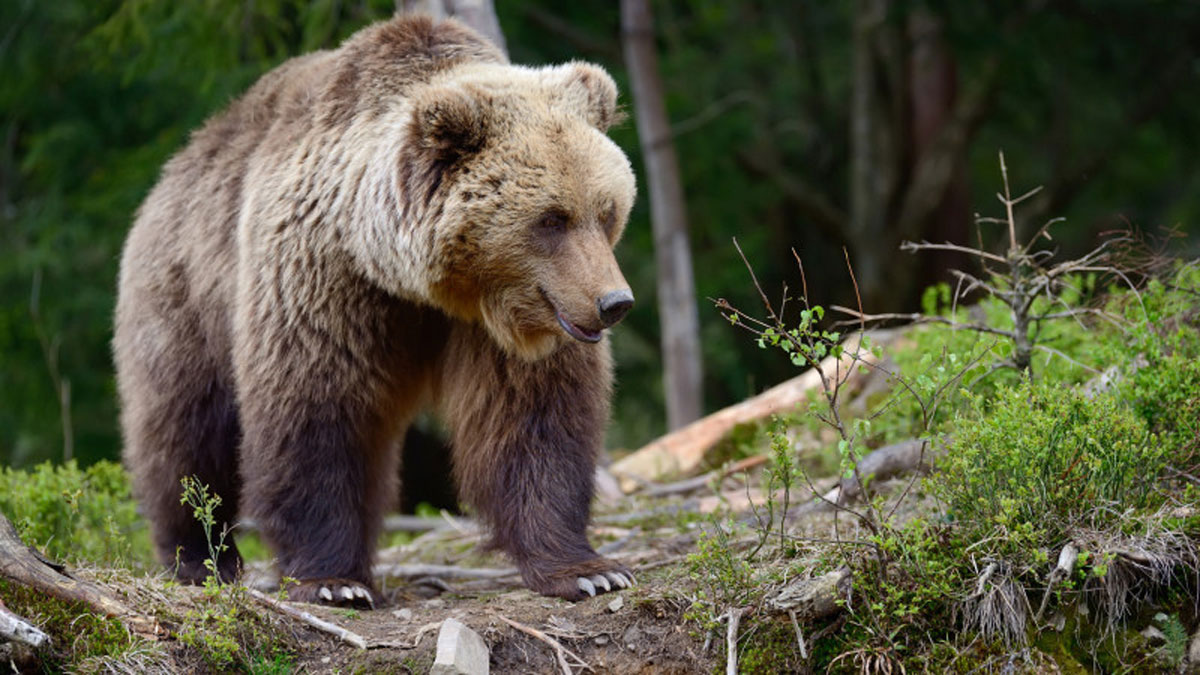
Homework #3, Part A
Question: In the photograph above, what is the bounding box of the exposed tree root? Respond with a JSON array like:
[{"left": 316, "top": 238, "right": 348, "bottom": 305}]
[{"left": 0, "top": 514, "right": 161, "bottom": 639}]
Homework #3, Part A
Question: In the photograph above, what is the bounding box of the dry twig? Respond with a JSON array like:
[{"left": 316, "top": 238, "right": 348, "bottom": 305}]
[
  {"left": 494, "top": 613, "right": 591, "bottom": 675},
  {"left": 246, "top": 588, "right": 367, "bottom": 650}
]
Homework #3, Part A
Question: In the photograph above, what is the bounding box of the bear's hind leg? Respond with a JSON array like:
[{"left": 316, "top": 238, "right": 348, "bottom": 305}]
[{"left": 118, "top": 348, "right": 244, "bottom": 584}]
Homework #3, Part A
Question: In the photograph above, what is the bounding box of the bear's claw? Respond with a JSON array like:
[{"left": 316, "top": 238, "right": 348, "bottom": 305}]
[
  {"left": 288, "top": 578, "right": 376, "bottom": 609},
  {"left": 575, "top": 570, "right": 635, "bottom": 597}
]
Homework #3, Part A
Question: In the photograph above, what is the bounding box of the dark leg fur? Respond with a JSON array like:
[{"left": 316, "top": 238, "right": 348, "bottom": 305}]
[
  {"left": 238, "top": 398, "right": 393, "bottom": 598},
  {"left": 440, "top": 326, "right": 629, "bottom": 601},
  {"left": 233, "top": 294, "right": 441, "bottom": 605},
  {"left": 119, "top": 352, "right": 244, "bottom": 584}
]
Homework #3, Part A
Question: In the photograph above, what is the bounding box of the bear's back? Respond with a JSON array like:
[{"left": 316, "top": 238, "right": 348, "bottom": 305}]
[{"left": 135, "top": 15, "right": 506, "bottom": 244}]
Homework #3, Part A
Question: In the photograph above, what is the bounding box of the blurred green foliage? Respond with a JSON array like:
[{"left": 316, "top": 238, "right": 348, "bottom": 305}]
[
  {"left": 0, "top": 459, "right": 147, "bottom": 565},
  {"left": 2, "top": 0, "right": 1199, "bottom": 466}
]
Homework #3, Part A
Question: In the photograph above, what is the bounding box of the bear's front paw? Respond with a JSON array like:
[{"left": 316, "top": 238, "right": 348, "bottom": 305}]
[
  {"left": 524, "top": 557, "right": 635, "bottom": 601},
  {"left": 286, "top": 578, "right": 378, "bottom": 609}
]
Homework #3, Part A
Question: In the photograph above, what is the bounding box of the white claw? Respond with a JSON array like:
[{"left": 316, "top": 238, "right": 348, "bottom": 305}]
[
  {"left": 341, "top": 587, "right": 355, "bottom": 602},
  {"left": 606, "top": 572, "right": 629, "bottom": 589},
  {"left": 590, "top": 574, "right": 611, "bottom": 592},
  {"left": 577, "top": 577, "right": 597, "bottom": 597},
  {"left": 353, "top": 587, "right": 374, "bottom": 608},
  {"left": 319, "top": 587, "right": 334, "bottom": 602}
]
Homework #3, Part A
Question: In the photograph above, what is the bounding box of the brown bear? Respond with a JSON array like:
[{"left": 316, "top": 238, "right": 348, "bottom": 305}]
[{"left": 114, "top": 15, "right": 636, "bottom": 607}]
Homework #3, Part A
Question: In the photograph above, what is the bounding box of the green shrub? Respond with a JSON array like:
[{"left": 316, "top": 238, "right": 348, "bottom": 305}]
[
  {"left": 0, "top": 459, "right": 149, "bottom": 566},
  {"left": 938, "top": 382, "right": 1163, "bottom": 538}
]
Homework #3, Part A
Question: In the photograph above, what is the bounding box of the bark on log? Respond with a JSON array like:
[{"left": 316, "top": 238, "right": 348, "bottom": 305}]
[
  {"left": 768, "top": 567, "right": 852, "bottom": 621},
  {"left": 0, "top": 514, "right": 160, "bottom": 638},
  {"left": 611, "top": 332, "right": 889, "bottom": 490}
]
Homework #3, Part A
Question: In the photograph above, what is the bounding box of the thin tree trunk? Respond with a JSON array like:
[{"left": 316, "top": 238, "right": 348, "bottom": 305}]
[
  {"left": 398, "top": 0, "right": 507, "bottom": 57},
  {"left": 621, "top": 0, "right": 703, "bottom": 430},
  {"left": 848, "top": 0, "right": 900, "bottom": 309}
]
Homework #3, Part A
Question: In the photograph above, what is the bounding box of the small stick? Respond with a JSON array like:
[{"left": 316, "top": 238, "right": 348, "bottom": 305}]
[
  {"left": 1035, "top": 544, "right": 1080, "bottom": 621},
  {"left": 788, "top": 609, "right": 807, "bottom": 659},
  {"left": 726, "top": 607, "right": 743, "bottom": 675},
  {"left": 0, "top": 600, "right": 49, "bottom": 648},
  {"left": 494, "top": 613, "right": 590, "bottom": 675},
  {"left": 246, "top": 589, "right": 367, "bottom": 650}
]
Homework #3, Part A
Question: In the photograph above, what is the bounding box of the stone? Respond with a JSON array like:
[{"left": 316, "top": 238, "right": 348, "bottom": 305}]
[
  {"left": 607, "top": 596, "right": 624, "bottom": 613},
  {"left": 392, "top": 608, "right": 414, "bottom": 622},
  {"left": 431, "top": 618, "right": 489, "bottom": 675}
]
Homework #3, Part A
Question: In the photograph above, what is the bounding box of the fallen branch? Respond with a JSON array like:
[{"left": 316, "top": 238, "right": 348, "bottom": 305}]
[
  {"left": 791, "top": 439, "right": 929, "bottom": 518},
  {"left": 373, "top": 563, "right": 518, "bottom": 581},
  {"left": 0, "top": 599, "right": 49, "bottom": 648},
  {"left": 641, "top": 454, "right": 769, "bottom": 498},
  {"left": 494, "top": 613, "right": 590, "bottom": 675},
  {"left": 611, "top": 332, "right": 891, "bottom": 490},
  {"left": 246, "top": 588, "right": 367, "bottom": 650},
  {"left": 0, "top": 514, "right": 160, "bottom": 638}
]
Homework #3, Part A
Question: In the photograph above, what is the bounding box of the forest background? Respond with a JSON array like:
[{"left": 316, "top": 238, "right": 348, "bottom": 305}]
[{"left": 2, "top": 0, "right": 1199, "bottom": 469}]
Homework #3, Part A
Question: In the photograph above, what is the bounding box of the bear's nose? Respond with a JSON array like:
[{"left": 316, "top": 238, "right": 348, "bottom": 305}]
[{"left": 597, "top": 289, "right": 634, "bottom": 327}]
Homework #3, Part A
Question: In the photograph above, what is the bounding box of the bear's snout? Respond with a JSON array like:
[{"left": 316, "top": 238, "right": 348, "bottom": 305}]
[{"left": 597, "top": 289, "right": 634, "bottom": 327}]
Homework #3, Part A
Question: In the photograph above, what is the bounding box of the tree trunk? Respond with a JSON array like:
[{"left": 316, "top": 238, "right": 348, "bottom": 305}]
[
  {"left": 397, "top": 0, "right": 507, "bottom": 57},
  {"left": 848, "top": 0, "right": 903, "bottom": 309},
  {"left": 621, "top": 0, "right": 704, "bottom": 430}
]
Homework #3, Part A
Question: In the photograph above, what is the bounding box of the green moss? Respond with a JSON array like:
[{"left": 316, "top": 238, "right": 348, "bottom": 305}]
[
  {"left": 731, "top": 618, "right": 806, "bottom": 674},
  {"left": 0, "top": 578, "right": 138, "bottom": 670}
]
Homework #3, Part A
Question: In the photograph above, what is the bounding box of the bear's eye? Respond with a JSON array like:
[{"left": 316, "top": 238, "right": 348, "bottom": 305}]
[
  {"left": 538, "top": 211, "right": 569, "bottom": 233},
  {"left": 601, "top": 206, "right": 617, "bottom": 238}
]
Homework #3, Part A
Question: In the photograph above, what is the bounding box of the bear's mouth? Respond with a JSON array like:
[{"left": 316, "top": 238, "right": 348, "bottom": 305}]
[{"left": 541, "top": 289, "right": 603, "bottom": 343}]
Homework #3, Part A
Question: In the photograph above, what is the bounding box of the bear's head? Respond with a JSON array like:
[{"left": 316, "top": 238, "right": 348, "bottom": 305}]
[{"left": 402, "top": 62, "right": 637, "bottom": 360}]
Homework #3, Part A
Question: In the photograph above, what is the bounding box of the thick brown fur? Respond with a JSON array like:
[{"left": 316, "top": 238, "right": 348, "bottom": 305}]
[{"left": 114, "top": 16, "right": 636, "bottom": 604}]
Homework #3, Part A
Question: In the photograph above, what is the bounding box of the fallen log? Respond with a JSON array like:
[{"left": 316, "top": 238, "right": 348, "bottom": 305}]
[
  {"left": 0, "top": 599, "right": 49, "bottom": 649},
  {"left": 611, "top": 331, "right": 892, "bottom": 491},
  {"left": 0, "top": 514, "right": 160, "bottom": 638},
  {"left": 790, "top": 439, "right": 930, "bottom": 518}
]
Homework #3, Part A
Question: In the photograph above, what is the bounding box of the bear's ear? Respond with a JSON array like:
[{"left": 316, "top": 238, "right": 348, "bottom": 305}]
[
  {"left": 410, "top": 86, "right": 490, "bottom": 163},
  {"left": 543, "top": 62, "right": 623, "bottom": 132}
]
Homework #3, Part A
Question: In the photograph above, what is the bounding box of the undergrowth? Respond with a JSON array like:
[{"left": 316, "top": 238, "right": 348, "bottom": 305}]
[
  {"left": 0, "top": 459, "right": 148, "bottom": 566},
  {"left": 696, "top": 155, "right": 1200, "bottom": 672}
]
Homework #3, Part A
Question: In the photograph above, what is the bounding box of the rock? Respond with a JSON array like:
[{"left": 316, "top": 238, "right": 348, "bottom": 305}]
[
  {"left": 607, "top": 596, "right": 624, "bottom": 613},
  {"left": 431, "top": 618, "right": 489, "bottom": 675},
  {"left": 622, "top": 625, "right": 641, "bottom": 650},
  {"left": 594, "top": 635, "right": 610, "bottom": 646},
  {"left": 1140, "top": 625, "right": 1166, "bottom": 644},
  {"left": 1187, "top": 628, "right": 1200, "bottom": 673},
  {"left": 423, "top": 598, "right": 447, "bottom": 609},
  {"left": 392, "top": 608, "right": 413, "bottom": 622}
]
